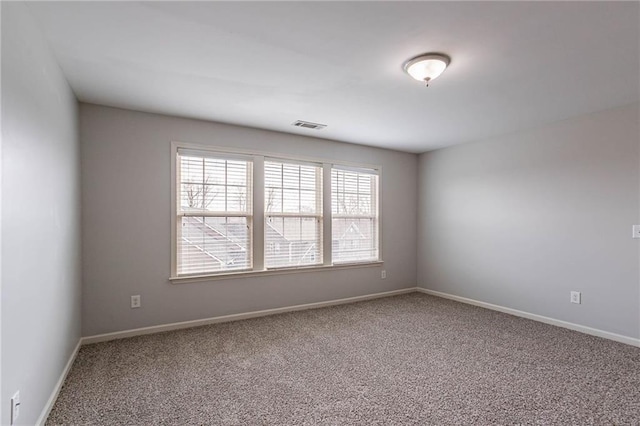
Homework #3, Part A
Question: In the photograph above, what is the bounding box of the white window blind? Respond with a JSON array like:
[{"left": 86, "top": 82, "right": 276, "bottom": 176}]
[
  {"left": 264, "top": 160, "right": 322, "bottom": 268},
  {"left": 331, "top": 167, "right": 379, "bottom": 263},
  {"left": 176, "top": 151, "right": 253, "bottom": 275}
]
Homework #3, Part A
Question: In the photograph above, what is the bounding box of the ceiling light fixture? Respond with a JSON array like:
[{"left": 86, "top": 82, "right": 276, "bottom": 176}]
[{"left": 403, "top": 53, "right": 451, "bottom": 87}]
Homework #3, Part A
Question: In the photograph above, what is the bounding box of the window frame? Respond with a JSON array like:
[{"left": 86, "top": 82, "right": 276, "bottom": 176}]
[
  {"left": 264, "top": 158, "right": 324, "bottom": 270},
  {"left": 170, "top": 141, "right": 383, "bottom": 282},
  {"left": 175, "top": 150, "right": 254, "bottom": 276},
  {"left": 331, "top": 166, "right": 380, "bottom": 265}
]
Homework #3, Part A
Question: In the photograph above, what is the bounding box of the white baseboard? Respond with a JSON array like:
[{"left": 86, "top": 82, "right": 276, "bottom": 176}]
[
  {"left": 36, "top": 339, "right": 82, "bottom": 425},
  {"left": 82, "top": 287, "right": 417, "bottom": 345},
  {"left": 39, "top": 287, "right": 637, "bottom": 425},
  {"left": 417, "top": 288, "right": 640, "bottom": 348}
]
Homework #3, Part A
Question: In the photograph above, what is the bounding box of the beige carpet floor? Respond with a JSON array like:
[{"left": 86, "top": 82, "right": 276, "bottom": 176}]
[{"left": 47, "top": 293, "right": 640, "bottom": 425}]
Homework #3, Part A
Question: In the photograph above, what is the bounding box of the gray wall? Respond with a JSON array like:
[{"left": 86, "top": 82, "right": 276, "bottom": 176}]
[
  {"left": 80, "top": 104, "right": 418, "bottom": 336},
  {"left": 418, "top": 103, "right": 640, "bottom": 339},
  {"left": 1, "top": 3, "right": 81, "bottom": 425}
]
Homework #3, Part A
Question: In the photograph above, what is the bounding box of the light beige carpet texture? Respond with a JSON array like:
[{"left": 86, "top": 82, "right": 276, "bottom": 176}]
[{"left": 47, "top": 293, "right": 640, "bottom": 425}]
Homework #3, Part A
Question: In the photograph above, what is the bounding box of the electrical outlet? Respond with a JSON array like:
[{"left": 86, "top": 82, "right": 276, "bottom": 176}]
[
  {"left": 11, "top": 391, "right": 20, "bottom": 425},
  {"left": 633, "top": 225, "right": 640, "bottom": 239},
  {"left": 381, "top": 270, "right": 386, "bottom": 279},
  {"left": 131, "top": 295, "right": 141, "bottom": 308},
  {"left": 570, "top": 291, "right": 581, "bottom": 304}
]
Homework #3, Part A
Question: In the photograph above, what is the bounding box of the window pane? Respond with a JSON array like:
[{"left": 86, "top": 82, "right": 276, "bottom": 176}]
[
  {"left": 282, "top": 164, "right": 300, "bottom": 189},
  {"left": 265, "top": 217, "right": 321, "bottom": 268},
  {"left": 204, "top": 158, "right": 225, "bottom": 185},
  {"left": 300, "top": 166, "right": 317, "bottom": 190},
  {"left": 177, "top": 216, "right": 251, "bottom": 275},
  {"left": 300, "top": 190, "right": 317, "bottom": 213},
  {"left": 181, "top": 184, "right": 204, "bottom": 211},
  {"left": 264, "top": 160, "right": 322, "bottom": 269},
  {"left": 226, "top": 186, "right": 248, "bottom": 212},
  {"left": 331, "top": 168, "right": 379, "bottom": 263},
  {"left": 265, "top": 160, "right": 321, "bottom": 215},
  {"left": 176, "top": 150, "right": 383, "bottom": 277},
  {"left": 181, "top": 156, "right": 204, "bottom": 184},
  {"left": 265, "top": 187, "right": 282, "bottom": 213},
  {"left": 265, "top": 163, "right": 282, "bottom": 188},
  {"left": 358, "top": 194, "right": 371, "bottom": 215},
  {"left": 283, "top": 189, "right": 300, "bottom": 213},
  {"left": 177, "top": 151, "right": 253, "bottom": 276},
  {"left": 179, "top": 155, "right": 251, "bottom": 214},
  {"left": 205, "top": 185, "right": 225, "bottom": 211},
  {"left": 358, "top": 174, "right": 372, "bottom": 194},
  {"left": 331, "top": 218, "right": 378, "bottom": 263},
  {"left": 226, "top": 161, "right": 247, "bottom": 186}
]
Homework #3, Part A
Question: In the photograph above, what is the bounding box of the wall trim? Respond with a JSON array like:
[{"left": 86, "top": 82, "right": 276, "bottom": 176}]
[
  {"left": 169, "top": 261, "right": 384, "bottom": 283},
  {"left": 82, "top": 287, "right": 417, "bottom": 345},
  {"left": 417, "top": 288, "right": 640, "bottom": 348},
  {"left": 36, "top": 339, "right": 82, "bottom": 425},
  {"left": 81, "top": 286, "right": 639, "bottom": 347}
]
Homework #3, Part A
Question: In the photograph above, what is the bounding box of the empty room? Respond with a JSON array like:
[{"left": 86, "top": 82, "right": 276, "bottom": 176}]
[{"left": 1, "top": 1, "right": 639, "bottom": 425}]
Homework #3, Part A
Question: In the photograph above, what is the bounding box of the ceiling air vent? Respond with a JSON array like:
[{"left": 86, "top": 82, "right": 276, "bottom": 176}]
[{"left": 292, "top": 120, "right": 327, "bottom": 130}]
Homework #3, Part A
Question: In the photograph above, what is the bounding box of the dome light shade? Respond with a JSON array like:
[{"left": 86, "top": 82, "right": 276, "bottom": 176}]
[{"left": 403, "top": 53, "right": 451, "bottom": 86}]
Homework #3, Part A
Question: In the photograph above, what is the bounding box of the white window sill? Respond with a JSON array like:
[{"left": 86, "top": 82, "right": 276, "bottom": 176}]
[{"left": 170, "top": 261, "right": 384, "bottom": 284}]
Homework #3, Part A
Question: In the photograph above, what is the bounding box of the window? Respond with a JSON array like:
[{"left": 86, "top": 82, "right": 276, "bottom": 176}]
[
  {"left": 264, "top": 160, "right": 322, "bottom": 268},
  {"left": 331, "top": 167, "right": 379, "bottom": 263},
  {"left": 171, "top": 143, "right": 381, "bottom": 279},
  {"left": 176, "top": 149, "right": 252, "bottom": 275}
]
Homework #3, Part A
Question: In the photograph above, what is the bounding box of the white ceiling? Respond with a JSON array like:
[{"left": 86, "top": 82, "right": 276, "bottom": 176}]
[{"left": 28, "top": 1, "right": 639, "bottom": 153}]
